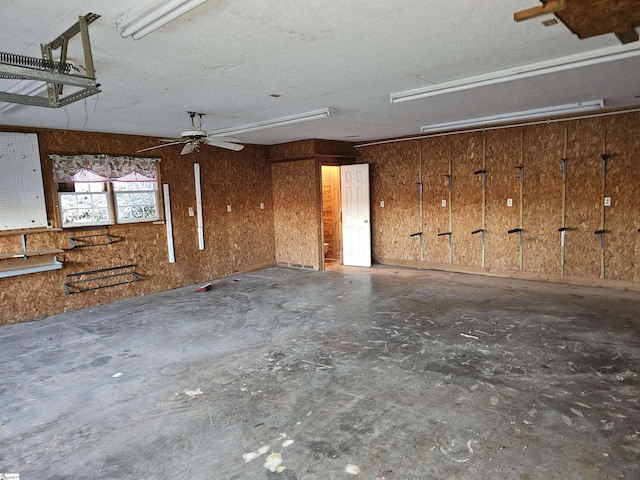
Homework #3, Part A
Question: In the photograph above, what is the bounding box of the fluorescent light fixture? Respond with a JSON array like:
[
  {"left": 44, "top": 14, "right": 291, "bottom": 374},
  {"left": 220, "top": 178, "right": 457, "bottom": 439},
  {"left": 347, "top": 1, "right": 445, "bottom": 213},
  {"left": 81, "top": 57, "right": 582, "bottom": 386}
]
[
  {"left": 208, "top": 108, "right": 335, "bottom": 137},
  {"left": 0, "top": 80, "right": 48, "bottom": 114},
  {"left": 391, "top": 43, "right": 640, "bottom": 103},
  {"left": 120, "top": 0, "right": 208, "bottom": 40},
  {"left": 419, "top": 100, "right": 604, "bottom": 134}
]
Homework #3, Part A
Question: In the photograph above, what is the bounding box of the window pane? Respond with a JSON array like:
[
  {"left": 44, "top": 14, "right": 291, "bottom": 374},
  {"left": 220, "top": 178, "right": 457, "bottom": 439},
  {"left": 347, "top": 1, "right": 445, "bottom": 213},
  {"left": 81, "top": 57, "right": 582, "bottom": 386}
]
[
  {"left": 113, "top": 181, "right": 156, "bottom": 192},
  {"left": 114, "top": 188, "right": 159, "bottom": 223},
  {"left": 59, "top": 192, "right": 111, "bottom": 227}
]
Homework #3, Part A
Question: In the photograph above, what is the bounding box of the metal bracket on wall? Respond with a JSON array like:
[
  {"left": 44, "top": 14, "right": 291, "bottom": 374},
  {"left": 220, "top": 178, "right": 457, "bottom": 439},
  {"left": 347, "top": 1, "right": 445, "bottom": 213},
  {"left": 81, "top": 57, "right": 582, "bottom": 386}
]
[
  {"left": 594, "top": 229, "right": 608, "bottom": 249},
  {"left": 471, "top": 229, "right": 486, "bottom": 246},
  {"left": 437, "top": 231, "right": 453, "bottom": 249},
  {"left": 0, "top": 13, "right": 101, "bottom": 108},
  {"left": 68, "top": 233, "right": 114, "bottom": 249},
  {"left": 64, "top": 264, "right": 138, "bottom": 294},
  {"left": 508, "top": 228, "right": 523, "bottom": 246}
]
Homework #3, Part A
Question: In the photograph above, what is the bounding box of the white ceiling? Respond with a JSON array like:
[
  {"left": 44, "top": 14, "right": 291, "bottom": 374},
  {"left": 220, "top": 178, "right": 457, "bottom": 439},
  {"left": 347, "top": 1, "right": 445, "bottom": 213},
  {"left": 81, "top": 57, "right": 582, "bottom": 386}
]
[{"left": 1, "top": 0, "right": 639, "bottom": 146}]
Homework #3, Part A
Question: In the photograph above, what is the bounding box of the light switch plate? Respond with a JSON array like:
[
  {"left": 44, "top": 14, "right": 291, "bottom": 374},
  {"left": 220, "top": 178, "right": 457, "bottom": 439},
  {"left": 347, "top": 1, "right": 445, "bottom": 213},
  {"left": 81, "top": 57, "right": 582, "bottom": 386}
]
[
  {"left": 441, "top": 199, "right": 446, "bottom": 207},
  {"left": 188, "top": 207, "right": 195, "bottom": 216},
  {"left": 260, "top": 202, "right": 264, "bottom": 210},
  {"left": 227, "top": 205, "right": 232, "bottom": 212},
  {"left": 380, "top": 200, "right": 385, "bottom": 208}
]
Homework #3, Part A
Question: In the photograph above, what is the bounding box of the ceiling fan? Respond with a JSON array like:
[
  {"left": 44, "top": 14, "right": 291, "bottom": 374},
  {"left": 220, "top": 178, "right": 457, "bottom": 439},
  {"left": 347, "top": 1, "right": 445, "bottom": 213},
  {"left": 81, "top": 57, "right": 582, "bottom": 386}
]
[{"left": 138, "top": 111, "right": 244, "bottom": 155}]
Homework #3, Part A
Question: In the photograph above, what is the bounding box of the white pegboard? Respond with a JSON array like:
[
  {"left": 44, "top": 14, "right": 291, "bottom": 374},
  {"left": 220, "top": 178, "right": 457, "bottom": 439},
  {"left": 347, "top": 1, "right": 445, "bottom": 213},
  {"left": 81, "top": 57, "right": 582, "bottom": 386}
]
[{"left": 0, "top": 132, "right": 48, "bottom": 231}]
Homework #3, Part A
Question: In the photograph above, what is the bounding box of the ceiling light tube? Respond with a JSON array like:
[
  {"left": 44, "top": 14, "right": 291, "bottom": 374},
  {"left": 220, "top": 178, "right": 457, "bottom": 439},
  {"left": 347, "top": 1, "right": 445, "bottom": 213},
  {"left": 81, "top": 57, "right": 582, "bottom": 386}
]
[
  {"left": 419, "top": 100, "right": 604, "bottom": 134},
  {"left": 120, "top": 0, "right": 208, "bottom": 40},
  {"left": 208, "top": 108, "right": 335, "bottom": 137},
  {"left": 391, "top": 43, "right": 640, "bottom": 103},
  {"left": 0, "top": 80, "right": 48, "bottom": 114}
]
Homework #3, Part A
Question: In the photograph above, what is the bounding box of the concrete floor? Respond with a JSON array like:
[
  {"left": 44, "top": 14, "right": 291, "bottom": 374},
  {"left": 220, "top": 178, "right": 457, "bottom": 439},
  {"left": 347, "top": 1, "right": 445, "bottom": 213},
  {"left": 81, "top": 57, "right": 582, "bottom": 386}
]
[{"left": 1, "top": 266, "right": 639, "bottom": 480}]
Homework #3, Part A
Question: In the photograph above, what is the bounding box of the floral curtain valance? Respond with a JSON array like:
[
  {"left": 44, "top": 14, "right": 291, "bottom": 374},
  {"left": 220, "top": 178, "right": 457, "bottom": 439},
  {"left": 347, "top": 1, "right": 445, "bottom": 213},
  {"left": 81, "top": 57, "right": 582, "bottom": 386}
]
[{"left": 50, "top": 154, "right": 161, "bottom": 183}]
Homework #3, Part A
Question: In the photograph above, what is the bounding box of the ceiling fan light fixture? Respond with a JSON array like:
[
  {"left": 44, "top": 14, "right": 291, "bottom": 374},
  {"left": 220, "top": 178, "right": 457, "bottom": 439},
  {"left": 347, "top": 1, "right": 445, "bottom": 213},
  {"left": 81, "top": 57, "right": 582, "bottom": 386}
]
[
  {"left": 208, "top": 107, "right": 335, "bottom": 137},
  {"left": 419, "top": 100, "right": 605, "bottom": 134},
  {"left": 120, "top": 0, "right": 208, "bottom": 40}
]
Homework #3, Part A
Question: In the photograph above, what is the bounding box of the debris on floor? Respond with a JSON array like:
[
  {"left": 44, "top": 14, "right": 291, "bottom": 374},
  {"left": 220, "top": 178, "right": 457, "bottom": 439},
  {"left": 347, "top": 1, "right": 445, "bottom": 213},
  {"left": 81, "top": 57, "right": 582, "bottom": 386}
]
[
  {"left": 242, "top": 445, "right": 271, "bottom": 463},
  {"left": 263, "top": 452, "right": 285, "bottom": 473},
  {"left": 344, "top": 464, "right": 361, "bottom": 475},
  {"left": 184, "top": 388, "right": 203, "bottom": 398}
]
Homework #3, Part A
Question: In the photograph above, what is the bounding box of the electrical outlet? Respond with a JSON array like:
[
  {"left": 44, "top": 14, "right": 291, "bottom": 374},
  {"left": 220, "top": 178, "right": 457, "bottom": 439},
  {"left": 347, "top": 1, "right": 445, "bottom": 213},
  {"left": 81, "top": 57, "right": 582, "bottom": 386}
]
[
  {"left": 380, "top": 200, "right": 385, "bottom": 208},
  {"left": 604, "top": 197, "right": 611, "bottom": 207},
  {"left": 441, "top": 199, "right": 446, "bottom": 207},
  {"left": 227, "top": 205, "right": 232, "bottom": 212},
  {"left": 507, "top": 198, "right": 513, "bottom": 207}
]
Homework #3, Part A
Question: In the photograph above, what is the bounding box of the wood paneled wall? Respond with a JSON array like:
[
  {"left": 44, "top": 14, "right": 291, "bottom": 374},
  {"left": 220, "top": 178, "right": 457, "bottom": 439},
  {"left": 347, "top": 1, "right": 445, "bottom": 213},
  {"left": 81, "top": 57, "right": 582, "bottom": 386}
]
[
  {"left": 321, "top": 166, "right": 341, "bottom": 260},
  {"left": 0, "top": 128, "right": 275, "bottom": 325},
  {"left": 361, "top": 111, "right": 640, "bottom": 289},
  {"left": 271, "top": 159, "right": 322, "bottom": 269}
]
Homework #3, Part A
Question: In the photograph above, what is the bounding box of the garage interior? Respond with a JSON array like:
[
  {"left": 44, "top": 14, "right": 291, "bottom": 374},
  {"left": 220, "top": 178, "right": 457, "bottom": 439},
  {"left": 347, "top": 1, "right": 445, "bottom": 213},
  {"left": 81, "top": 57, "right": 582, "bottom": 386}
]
[{"left": 1, "top": 1, "right": 639, "bottom": 479}]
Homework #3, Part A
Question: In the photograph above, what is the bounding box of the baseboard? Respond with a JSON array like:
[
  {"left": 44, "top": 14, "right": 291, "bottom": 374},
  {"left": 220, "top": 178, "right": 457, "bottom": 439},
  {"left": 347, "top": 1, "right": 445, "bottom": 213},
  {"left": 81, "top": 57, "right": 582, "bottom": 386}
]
[{"left": 374, "top": 258, "right": 640, "bottom": 292}]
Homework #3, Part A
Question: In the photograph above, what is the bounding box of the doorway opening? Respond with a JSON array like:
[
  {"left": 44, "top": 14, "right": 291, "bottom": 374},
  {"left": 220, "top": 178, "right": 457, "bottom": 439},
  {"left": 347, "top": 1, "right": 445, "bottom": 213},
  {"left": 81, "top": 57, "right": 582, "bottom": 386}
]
[{"left": 321, "top": 165, "right": 342, "bottom": 269}]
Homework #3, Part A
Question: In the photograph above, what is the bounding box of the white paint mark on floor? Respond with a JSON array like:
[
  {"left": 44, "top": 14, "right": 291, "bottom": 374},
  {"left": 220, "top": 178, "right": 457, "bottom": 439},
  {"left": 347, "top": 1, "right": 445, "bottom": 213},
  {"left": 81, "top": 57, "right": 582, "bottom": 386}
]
[
  {"left": 282, "top": 439, "right": 294, "bottom": 448},
  {"left": 263, "top": 452, "right": 285, "bottom": 473},
  {"left": 243, "top": 445, "right": 271, "bottom": 463},
  {"left": 345, "top": 464, "right": 361, "bottom": 475},
  {"left": 184, "top": 388, "right": 203, "bottom": 398},
  {"left": 562, "top": 414, "right": 573, "bottom": 426},
  {"left": 570, "top": 408, "right": 584, "bottom": 418}
]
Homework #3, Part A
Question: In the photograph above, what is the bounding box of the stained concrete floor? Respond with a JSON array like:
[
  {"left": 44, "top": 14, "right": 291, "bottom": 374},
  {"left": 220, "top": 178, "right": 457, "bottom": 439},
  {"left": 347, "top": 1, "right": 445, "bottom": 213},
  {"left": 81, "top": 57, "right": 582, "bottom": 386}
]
[{"left": 1, "top": 266, "right": 639, "bottom": 480}]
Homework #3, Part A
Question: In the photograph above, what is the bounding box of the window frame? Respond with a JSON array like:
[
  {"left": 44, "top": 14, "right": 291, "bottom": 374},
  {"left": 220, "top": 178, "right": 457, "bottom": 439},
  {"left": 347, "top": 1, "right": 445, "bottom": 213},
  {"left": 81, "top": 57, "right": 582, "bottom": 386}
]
[{"left": 57, "top": 179, "right": 161, "bottom": 229}]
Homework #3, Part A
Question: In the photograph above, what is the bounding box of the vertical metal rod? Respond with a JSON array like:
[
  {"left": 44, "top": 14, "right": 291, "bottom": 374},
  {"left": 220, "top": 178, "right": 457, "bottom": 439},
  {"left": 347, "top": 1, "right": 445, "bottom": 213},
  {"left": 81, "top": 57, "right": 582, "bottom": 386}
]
[
  {"left": 519, "top": 131, "right": 524, "bottom": 271},
  {"left": 600, "top": 126, "right": 608, "bottom": 279},
  {"left": 560, "top": 126, "right": 568, "bottom": 275},
  {"left": 481, "top": 135, "right": 486, "bottom": 269},
  {"left": 79, "top": 15, "right": 96, "bottom": 79},
  {"left": 418, "top": 143, "right": 424, "bottom": 262},
  {"left": 40, "top": 43, "right": 58, "bottom": 106},
  {"left": 448, "top": 140, "right": 453, "bottom": 265}
]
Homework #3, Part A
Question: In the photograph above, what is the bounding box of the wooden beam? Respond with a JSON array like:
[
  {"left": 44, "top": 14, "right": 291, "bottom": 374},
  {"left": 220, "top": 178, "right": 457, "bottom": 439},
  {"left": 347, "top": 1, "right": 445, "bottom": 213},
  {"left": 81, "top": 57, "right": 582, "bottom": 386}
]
[
  {"left": 614, "top": 24, "right": 639, "bottom": 44},
  {"left": 514, "top": 0, "right": 566, "bottom": 22}
]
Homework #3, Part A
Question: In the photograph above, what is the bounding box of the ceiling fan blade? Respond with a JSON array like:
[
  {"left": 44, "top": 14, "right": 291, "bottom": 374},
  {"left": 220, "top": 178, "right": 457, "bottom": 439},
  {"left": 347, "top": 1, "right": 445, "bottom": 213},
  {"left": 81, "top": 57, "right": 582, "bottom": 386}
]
[
  {"left": 138, "top": 141, "right": 185, "bottom": 153},
  {"left": 160, "top": 138, "right": 184, "bottom": 142},
  {"left": 207, "top": 139, "right": 245, "bottom": 151},
  {"left": 207, "top": 135, "right": 242, "bottom": 143},
  {"left": 181, "top": 142, "right": 195, "bottom": 155}
]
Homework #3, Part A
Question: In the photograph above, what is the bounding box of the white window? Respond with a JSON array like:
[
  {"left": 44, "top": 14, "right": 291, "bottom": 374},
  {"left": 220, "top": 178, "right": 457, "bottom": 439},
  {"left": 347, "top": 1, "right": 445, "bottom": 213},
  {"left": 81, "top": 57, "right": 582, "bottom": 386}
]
[
  {"left": 113, "top": 181, "right": 159, "bottom": 224},
  {"left": 59, "top": 181, "right": 159, "bottom": 228}
]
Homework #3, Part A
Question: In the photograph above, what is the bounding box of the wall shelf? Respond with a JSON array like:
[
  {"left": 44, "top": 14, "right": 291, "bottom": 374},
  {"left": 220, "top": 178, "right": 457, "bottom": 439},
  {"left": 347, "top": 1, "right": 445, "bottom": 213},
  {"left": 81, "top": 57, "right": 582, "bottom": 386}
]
[
  {"left": 0, "top": 255, "right": 63, "bottom": 278},
  {"left": 0, "top": 231, "right": 65, "bottom": 278}
]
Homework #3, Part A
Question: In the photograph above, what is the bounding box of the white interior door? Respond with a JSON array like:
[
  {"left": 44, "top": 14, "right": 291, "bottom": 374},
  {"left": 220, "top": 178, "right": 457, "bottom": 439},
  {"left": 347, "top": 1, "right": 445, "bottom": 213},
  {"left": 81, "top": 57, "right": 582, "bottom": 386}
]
[{"left": 341, "top": 163, "right": 371, "bottom": 267}]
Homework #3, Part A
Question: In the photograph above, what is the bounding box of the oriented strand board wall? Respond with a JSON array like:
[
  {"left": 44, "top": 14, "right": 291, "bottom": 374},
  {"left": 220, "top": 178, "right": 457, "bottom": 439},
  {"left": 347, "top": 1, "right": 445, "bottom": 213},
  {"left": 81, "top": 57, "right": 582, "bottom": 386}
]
[
  {"left": 321, "top": 166, "right": 341, "bottom": 260},
  {"left": 362, "top": 110, "right": 640, "bottom": 289},
  {"left": 421, "top": 137, "right": 452, "bottom": 264},
  {"left": 451, "top": 133, "right": 483, "bottom": 267},
  {"left": 0, "top": 128, "right": 275, "bottom": 325},
  {"left": 565, "top": 118, "right": 603, "bottom": 278},
  {"left": 604, "top": 113, "right": 640, "bottom": 281},
  {"left": 360, "top": 142, "right": 420, "bottom": 262},
  {"left": 271, "top": 159, "right": 322, "bottom": 269},
  {"left": 485, "top": 129, "right": 523, "bottom": 272},
  {"left": 522, "top": 123, "right": 564, "bottom": 274}
]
